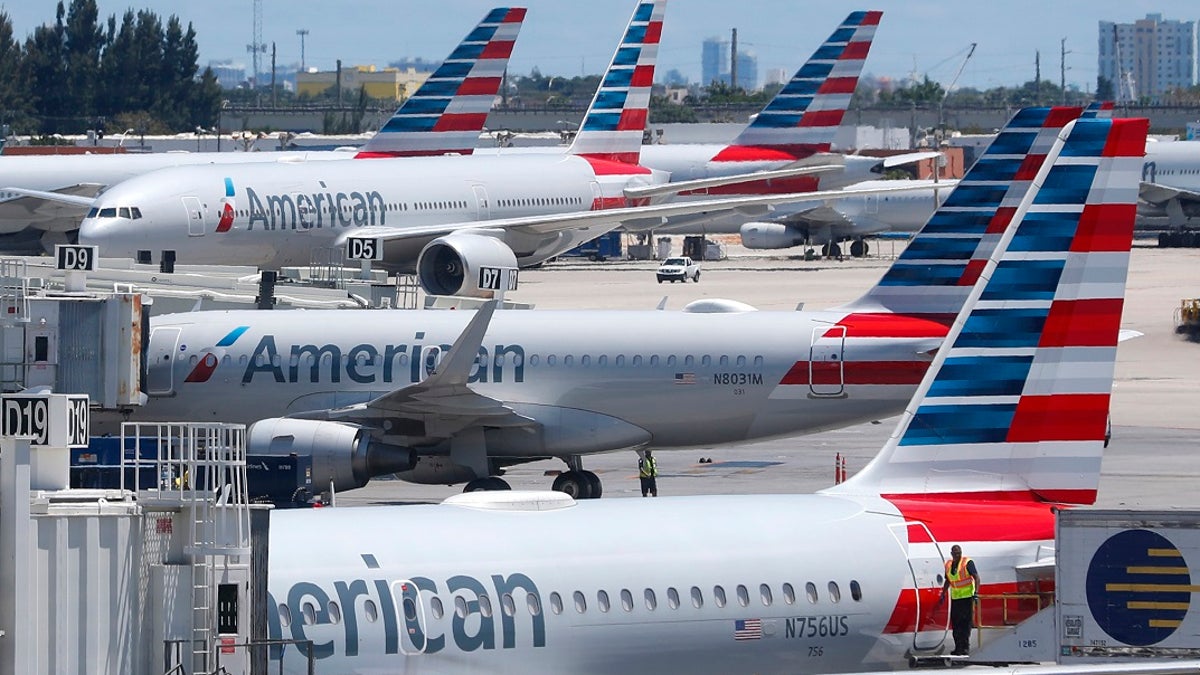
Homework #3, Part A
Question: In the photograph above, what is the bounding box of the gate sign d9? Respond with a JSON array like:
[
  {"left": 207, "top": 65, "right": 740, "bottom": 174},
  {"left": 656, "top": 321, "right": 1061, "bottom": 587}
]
[
  {"left": 345, "top": 237, "right": 384, "bottom": 261},
  {"left": 478, "top": 266, "right": 518, "bottom": 291},
  {"left": 55, "top": 244, "right": 98, "bottom": 271},
  {"left": 1, "top": 394, "right": 90, "bottom": 447}
]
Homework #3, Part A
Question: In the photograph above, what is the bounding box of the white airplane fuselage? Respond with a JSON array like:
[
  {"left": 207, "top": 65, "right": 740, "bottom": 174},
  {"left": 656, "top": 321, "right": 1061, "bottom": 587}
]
[
  {"left": 134, "top": 307, "right": 944, "bottom": 451},
  {"left": 78, "top": 153, "right": 661, "bottom": 270},
  {"left": 0, "top": 151, "right": 344, "bottom": 233},
  {"left": 266, "top": 492, "right": 1052, "bottom": 674}
]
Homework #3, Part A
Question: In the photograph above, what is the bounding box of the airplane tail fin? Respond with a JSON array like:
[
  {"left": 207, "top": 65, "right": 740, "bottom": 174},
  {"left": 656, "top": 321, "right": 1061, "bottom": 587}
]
[
  {"left": 1082, "top": 101, "right": 1115, "bottom": 119},
  {"left": 711, "top": 11, "right": 882, "bottom": 163},
  {"left": 355, "top": 8, "right": 526, "bottom": 158},
  {"left": 839, "top": 106, "right": 1084, "bottom": 319},
  {"left": 565, "top": 0, "right": 664, "bottom": 165},
  {"left": 825, "top": 115, "right": 1147, "bottom": 504}
]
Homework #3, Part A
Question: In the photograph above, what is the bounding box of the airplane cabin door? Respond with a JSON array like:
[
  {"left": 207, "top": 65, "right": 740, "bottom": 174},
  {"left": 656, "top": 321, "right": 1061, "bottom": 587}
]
[
  {"left": 887, "top": 521, "right": 950, "bottom": 653},
  {"left": 146, "top": 327, "right": 181, "bottom": 396},
  {"left": 809, "top": 325, "right": 846, "bottom": 397},
  {"left": 182, "top": 196, "right": 206, "bottom": 237},
  {"left": 472, "top": 185, "right": 490, "bottom": 220},
  {"left": 394, "top": 579, "right": 429, "bottom": 657}
]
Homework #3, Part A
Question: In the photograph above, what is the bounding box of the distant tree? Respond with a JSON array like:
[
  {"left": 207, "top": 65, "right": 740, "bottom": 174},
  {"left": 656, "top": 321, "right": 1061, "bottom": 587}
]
[
  {"left": 1097, "top": 76, "right": 1114, "bottom": 102},
  {"left": 21, "top": 5, "right": 69, "bottom": 131},
  {"left": 0, "top": 12, "right": 31, "bottom": 128},
  {"left": 63, "top": 0, "right": 103, "bottom": 117},
  {"left": 97, "top": 11, "right": 138, "bottom": 119}
]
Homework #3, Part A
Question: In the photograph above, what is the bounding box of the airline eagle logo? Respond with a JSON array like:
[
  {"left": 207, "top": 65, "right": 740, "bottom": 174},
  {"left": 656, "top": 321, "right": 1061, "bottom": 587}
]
[{"left": 216, "top": 176, "right": 236, "bottom": 232}]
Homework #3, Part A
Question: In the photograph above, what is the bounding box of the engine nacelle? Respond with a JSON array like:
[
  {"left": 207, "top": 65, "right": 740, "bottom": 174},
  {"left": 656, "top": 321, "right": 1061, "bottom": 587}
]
[
  {"left": 246, "top": 418, "right": 416, "bottom": 492},
  {"left": 417, "top": 231, "right": 518, "bottom": 298},
  {"left": 739, "top": 222, "right": 805, "bottom": 250}
]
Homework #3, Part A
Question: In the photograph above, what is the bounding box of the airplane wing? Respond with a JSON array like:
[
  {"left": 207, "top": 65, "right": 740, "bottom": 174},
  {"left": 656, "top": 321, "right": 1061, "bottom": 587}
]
[
  {"left": 881, "top": 151, "right": 943, "bottom": 168},
  {"left": 1139, "top": 180, "right": 1200, "bottom": 206},
  {"left": 288, "top": 300, "right": 536, "bottom": 442},
  {"left": 0, "top": 185, "right": 101, "bottom": 233},
  {"left": 336, "top": 181, "right": 950, "bottom": 245}
]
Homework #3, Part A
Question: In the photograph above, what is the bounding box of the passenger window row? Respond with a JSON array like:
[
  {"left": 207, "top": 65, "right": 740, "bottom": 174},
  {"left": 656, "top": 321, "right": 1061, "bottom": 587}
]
[
  {"left": 194, "top": 352, "right": 767, "bottom": 371},
  {"left": 276, "top": 579, "right": 864, "bottom": 628}
]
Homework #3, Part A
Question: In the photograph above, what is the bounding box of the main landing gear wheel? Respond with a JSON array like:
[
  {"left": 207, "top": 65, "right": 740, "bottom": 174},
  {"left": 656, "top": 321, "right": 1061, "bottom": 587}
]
[
  {"left": 552, "top": 470, "right": 602, "bottom": 499},
  {"left": 463, "top": 476, "right": 511, "bottom": 492},
  {"left": 849, "top": 239, "right": 868, "bottom": 258},
  {"left": 822, "top": 242, "right": 842, "bottom": 258}
]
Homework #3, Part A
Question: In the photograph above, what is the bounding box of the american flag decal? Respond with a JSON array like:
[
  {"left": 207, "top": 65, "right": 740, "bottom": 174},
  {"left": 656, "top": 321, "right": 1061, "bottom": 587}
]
[
  {"left": 674, "top": 372, "right": 696, "bottom": 385},
  {"left": 734, "top": 618, "right": 762, "bottom": 640}
]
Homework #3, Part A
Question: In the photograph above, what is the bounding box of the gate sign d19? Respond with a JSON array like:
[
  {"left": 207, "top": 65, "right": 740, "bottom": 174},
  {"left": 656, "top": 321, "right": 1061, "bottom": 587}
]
[
  {"left": 1, "top": 394, "right": 90, "bottom": 447},
  {"left": 345, "top": 237, "right": 385, "bottom": 261},
  {"left": 55, "top": 244, "right": 98, "bottom": 271},
  {"left": 478, "top": 266, "right": 518, "bottom": 291}
]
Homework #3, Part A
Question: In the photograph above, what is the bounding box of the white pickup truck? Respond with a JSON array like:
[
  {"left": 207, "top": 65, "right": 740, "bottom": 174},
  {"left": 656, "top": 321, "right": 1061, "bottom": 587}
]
[{"left": 656, "top": 256, "right": 700, "bottom": 283}]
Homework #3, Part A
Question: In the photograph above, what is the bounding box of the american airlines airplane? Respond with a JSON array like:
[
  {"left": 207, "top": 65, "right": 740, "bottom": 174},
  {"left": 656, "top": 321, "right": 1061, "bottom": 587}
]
[
  {"left": 256, "top": 115, "right": 1147, "bottom": 674},
  {"left": 0, "top": 7, "right": 526, "bottom": 253},
  {"left": 117, "top": 106, "right": 1092, "bottom": 498},
  {"left": 1138, "top": 140, "right": 1200, "bottom": 227},
  {"left": 76, "top": 1, "right": 933, "bottom": 299}
]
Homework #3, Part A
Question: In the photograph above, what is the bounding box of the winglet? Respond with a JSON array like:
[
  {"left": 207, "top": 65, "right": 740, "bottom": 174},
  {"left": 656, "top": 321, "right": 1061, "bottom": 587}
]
[
  {"left": 421, "top": 300, "right": 499, "bottom": 388},
  {"left": 567, "top": 0, "right": 665, "bottom": 165},
  {"left": 825, "top": 115, "right": 1147, "bottom": 504},
  {"left": 355, "top": 8, "right": 527, "bottom": 158}
]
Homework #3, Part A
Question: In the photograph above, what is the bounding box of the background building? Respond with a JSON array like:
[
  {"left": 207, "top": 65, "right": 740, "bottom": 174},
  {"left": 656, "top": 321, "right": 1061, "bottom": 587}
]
[
  {"left": 700, "top": 36, "right": 759, "bottom": 90},
  {"left": 1099, "top": 14, "right": 1198, "bottom": 102},
  {"left": 295, "top": 65, "right": 431, "bottom": 102}
]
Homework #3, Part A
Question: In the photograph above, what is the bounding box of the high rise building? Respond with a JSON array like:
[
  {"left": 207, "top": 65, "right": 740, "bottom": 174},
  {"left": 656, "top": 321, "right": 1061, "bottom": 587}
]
[
  {"left": 701, "top": 37, "right": 728, "bottom": 87},
  {"left": 700, "top": 36, "right": 759, "bottom": 90},
  {"left": 1099, "top": 14, "right": 1198, "bottom": 102}
]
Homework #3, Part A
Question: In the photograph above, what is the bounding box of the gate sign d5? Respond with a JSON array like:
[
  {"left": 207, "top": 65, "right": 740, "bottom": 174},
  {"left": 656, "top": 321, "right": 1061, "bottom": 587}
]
[
  {"left": 1, "top": 394, "right": 90, "bottom": 447},
  {"left": 346, "top": 237, "right": 385, "bottom": 261}
]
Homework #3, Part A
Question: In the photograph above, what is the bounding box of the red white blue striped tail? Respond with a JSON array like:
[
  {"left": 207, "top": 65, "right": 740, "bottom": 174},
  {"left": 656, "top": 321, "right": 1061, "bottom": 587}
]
[
  {"left": 826, "top": 116, "right": 1147, "bottom": 505},
  {"left": 1081, "top": 101, "right": 1115, "bottom": 119},
  {"left": 711, "top": 10, "right": 881, "bottom": 164},
  {"left": 567, "top": 0, "right": 664, "bottom": 166},
  {"left": 355, "top": 7, "right": 526, "bottom": 158},
  {"left": 841, "top": 106, "right": 1083, "bottom": 319}
]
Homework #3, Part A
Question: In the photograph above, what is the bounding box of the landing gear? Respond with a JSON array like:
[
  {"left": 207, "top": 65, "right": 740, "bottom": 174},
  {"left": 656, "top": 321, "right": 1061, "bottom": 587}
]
[
  {"left": 463, "top": 476, "right": 511, "bottom": 492},
  {"left": 849, "top": 238, "right": 869, "bottom": 258},
  {"left": 821, "top": 242, "right": 842, "bottom": 258},
  {"left": 552, "top": 470, "right": 602, "bottom": 499}
]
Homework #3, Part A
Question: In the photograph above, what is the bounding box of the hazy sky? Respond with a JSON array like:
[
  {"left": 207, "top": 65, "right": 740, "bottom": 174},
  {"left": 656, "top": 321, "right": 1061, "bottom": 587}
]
[{"left": 3, "top": 1, "right": 1198, "bottom": 92}]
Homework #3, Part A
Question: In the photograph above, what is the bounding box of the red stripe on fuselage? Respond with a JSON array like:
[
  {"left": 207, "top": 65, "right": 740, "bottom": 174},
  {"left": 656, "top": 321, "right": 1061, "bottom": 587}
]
[
  {"left": 779, "top": 360, "right": 929, "bottom": 386},
  {"left": 579, "top": 155, "right": 649, "bottom": 173},
  {"left": 883, "top": 581, "right": 1050, "bottom": 635},
  {"left": 824, "top": 313, "right": 953, "bottom": 338},
  {"left": 354, "top": 149, "right": 474, "bottom": 158},
  {"left": 887, "top": 498, "right": 1058, "bottom": 542},
  {"left": 709, "top": 144, "right": 826, "bottom": 162}
]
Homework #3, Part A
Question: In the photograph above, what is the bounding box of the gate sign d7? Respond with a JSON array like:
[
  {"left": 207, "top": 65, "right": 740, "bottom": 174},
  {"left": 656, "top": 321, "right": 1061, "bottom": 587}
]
[
  {"left": 478, "top": 266, "right": 518, "bottom": 291},
  {"left": 1, "top": 394, "right": 90, "bottom": 447}
]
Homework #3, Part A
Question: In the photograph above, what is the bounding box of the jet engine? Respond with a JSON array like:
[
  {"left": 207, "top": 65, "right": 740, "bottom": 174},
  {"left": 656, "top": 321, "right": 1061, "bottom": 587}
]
[
  {"left": 739, "top": 222, "right": 805, "bottom": 250},
  {"left": 416, "top": 231, "right": 518, "bottom": 297},
  {"left": 246, "top": 418, "right": 416, "bottom": 492}
]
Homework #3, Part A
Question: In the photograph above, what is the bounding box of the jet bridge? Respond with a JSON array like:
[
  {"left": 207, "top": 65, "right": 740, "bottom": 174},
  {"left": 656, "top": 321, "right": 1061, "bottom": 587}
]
[{"left": 0, "top": 253, "right": 145, "bottom": 410}]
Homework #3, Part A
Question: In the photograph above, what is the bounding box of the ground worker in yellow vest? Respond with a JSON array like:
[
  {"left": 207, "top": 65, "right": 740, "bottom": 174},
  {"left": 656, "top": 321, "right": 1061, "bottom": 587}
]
[
  {"left": 937, "top": 544, "right": 980, "bottom": 656},
  {"left": 638, "top": 450, "right": 658, "bottom": 497}
]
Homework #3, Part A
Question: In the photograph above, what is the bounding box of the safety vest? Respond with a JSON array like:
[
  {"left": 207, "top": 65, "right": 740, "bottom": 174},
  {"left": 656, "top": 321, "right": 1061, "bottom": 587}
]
[
  {"left": 945, "top": 557, "right": 976, "bottom": 600},
  {"left": 639, "top": 456, "right": 657, "bottom": 478}
]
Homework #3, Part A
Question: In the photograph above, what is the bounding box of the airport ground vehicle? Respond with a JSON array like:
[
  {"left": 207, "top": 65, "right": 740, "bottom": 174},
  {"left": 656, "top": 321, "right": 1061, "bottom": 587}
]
[{"left": 656, "top": 256, "right": 699, "bottom": 283}]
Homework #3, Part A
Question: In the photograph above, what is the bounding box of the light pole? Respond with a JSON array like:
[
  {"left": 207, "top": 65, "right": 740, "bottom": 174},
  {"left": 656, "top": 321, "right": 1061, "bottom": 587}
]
[{"left": 297, "top": 29, "right": 309, "bottom": 71}]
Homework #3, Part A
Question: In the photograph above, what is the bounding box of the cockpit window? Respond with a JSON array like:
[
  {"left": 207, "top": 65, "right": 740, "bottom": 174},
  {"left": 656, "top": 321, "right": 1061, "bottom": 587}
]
[
  {"left": 118, "top": 207, "right": 131, "bottom": 219},
  {"left": 98, "top": 207, "right": 116, "bottom": 218},
  {"left": 86, "top": 207, "right": 98, "bottom": 218},
  {"left": 131, "top": 207, "right": 142, "bottom": 219}
]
